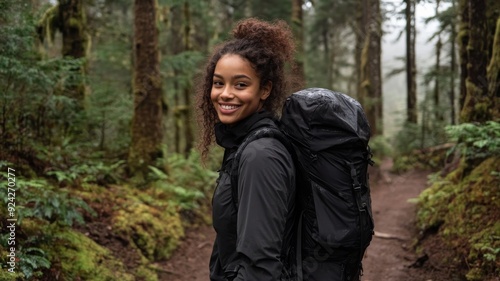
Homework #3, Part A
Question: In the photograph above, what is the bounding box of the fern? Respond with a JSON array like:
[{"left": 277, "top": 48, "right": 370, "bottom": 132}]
[
  {"left": 0, "top": 175, "right": 95, "bottom": 226},
  {"left": 18, "top": 247, "right": 51, "bottom": 279},
  {"left": 445, "top": 121, "right": 500, "bottom": 160}
]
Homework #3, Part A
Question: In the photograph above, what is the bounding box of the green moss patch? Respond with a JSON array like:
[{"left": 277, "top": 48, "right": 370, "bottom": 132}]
[
  {"left": 112, "top": 195, "right": 184, "bottom": 261},
  {"left": 416, "top": 157, "right": 500, "bottom": 280},
  {"left": 43, "top": 226, "right": 135, "bottom": 281},
  {"left": 76, "top": 183, "right": 184, "bottom": 264}
]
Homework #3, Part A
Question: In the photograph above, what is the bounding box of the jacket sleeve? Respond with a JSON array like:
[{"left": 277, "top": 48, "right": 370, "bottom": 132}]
[{"left": 234, "top": 137, "right": 295, "bottom": 281}]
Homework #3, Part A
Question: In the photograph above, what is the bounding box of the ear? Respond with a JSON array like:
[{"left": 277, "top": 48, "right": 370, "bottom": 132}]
[{"left": 260, "top": 81, "right": 272, "bottom": 101}]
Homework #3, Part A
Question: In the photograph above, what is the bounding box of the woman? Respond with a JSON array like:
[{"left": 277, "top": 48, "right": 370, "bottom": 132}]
[{"left": 196, "top": 18, "right": 297, "bottom": 281}]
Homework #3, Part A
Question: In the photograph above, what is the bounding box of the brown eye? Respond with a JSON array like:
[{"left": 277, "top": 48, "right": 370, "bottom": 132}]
[{"left": 235, "top": 82, "right": 247, "bottom": 89}]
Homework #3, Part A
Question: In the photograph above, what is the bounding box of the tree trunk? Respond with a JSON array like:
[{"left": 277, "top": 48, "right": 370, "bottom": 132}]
[
  {"left": 291, "top": 0, "right": 305, "bottom": 86},
  {"left": 355, "top": 0, "right": 367, "bottom": 104},
  {"left": 173, "top": 70, "right": 181, "bottom": 154},
  {"left": 322, "top": 29, "right": 332, "bottom": 88},
  {"left": 460, "top": 0, "right": 490, "bottom": 122},
  {"left": 487, "top": 17, "right": 500, "bottom": 120},
  {"left": 128, "top": 0, "right": 164, "bottom": 177},
  {"left": 434, "top": 0, "right": 442, "bottom": 121},
  {"left": 434, "top": 38, "right": 442, "bottom": 119},
  {"left": 183, "top": 1, "right": 194, "bottom": 157},
  {"left": 405, "top": 0, "right": 417, "bottom": 123},
  {"left": 449, "top": 0, "right": 457, "bottom": 125},
  {"left": 58, "top": 0, "right": 89, "bottom": 108},
  {"left": 457, "top": 0, "right": 469, "bottom": 111},
  {"left": 359, "top": 0, "right": 382, "bottom": 136}
]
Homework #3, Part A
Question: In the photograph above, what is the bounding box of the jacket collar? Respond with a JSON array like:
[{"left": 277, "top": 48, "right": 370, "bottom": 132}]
[{"left": 215, "top": 110, "right": 275, "bottom": 150}]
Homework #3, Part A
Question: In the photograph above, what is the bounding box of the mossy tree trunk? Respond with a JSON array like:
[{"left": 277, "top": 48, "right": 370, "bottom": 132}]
[
  {"left": 128, "top": 0, "right": 164, "bottom": 177},
  {"left": 459, "top": 0, "right": 490, "bottom": 122},
  {"left": 291, "top": 0, "right": 305, "bottom": 85},
  {"left": 405, "top": 0, "right": 417, "bottom": 123},
  {"left": 359, "top": 0, "right": 383, "bottom": 136},
  {"left": 487, "top": 17, "right": 500, "bottom": 120},
  {"left": 58, "top": 0, "right": 89, "bottom": 108}
]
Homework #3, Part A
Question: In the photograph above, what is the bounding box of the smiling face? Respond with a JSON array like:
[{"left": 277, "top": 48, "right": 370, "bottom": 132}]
[{"left": 210, "top": 54, "right": 271, "bottom": 125}]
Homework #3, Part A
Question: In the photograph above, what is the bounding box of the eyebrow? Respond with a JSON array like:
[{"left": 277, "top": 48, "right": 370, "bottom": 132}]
[{"left": 213, "top": 73, "right": 252, "bottom": 80}]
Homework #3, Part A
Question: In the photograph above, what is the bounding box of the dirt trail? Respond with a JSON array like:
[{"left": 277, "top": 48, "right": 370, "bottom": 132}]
[{"left": 160, "top": 158, "right": 448, "bottom": 281}]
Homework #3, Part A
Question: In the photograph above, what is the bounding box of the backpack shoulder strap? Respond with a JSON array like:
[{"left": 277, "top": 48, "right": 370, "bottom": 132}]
[{"left": 229, "top": 126, "right": 292, "bottom": 208}]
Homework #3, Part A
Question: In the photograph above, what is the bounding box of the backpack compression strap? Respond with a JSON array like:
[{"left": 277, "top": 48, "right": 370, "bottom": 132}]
[{"left": 345, "top": 148, "right": 374, "bottom": 278}]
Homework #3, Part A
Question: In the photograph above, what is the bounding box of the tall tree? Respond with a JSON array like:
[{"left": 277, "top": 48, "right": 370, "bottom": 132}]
[
  {"left": 459, "top": 0, "right": 490, "bottom": 122},
  {"left": 292, "top": 0, "right": 305, "bottom": 85},
  {"left": 457, "top": 0, "right": 469, "bottom": 111},
  {"left": 487, "top": 17, "right": 500, "bottom": 120},
  {"left": 37, "top": 0, "right": 89, "bottom": 108},
  {"left": 359, "top": 0, "right": 383, "bottom": 136},
  {"left": 449, "top": 0, "right": 458, "bottom": 124},
  {"left": 306, "top": 0, "right": 353, "bottom": 91},
  {"left": 182, "top": 1, "right": 194, "bottom": 157},
  {"left": 405, "top": 0, "right": 418, "bottom": 123},
  {"left": 128, "top": 0, "right": 164, "bottom": 176},
  {"left": 433, "top": 0, "right": 443, "bottom": 121}
]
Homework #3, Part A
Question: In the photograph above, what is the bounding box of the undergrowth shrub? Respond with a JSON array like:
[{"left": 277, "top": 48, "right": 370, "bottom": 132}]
[
  {"left": 415, "top": 121, "right": 500, "bottom": 280},
  {"left": 368, "top": 135, "right": 392, "bottom": 164},
  {"left": 149, "top": 150, "right": 218, "bottom": 211},
  {"left": 445, "top": 121, "right": 500, "bottom": 160}
]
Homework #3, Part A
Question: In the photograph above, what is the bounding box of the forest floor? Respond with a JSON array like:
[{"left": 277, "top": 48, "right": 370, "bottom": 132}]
[{"left": 157, "top": 158, "right": 455, "bottom": 281}]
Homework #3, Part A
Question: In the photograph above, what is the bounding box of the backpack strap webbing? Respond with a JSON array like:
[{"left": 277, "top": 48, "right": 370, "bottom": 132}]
[{"left": 346, "top": 147, "right": 374, "bottom": 278}]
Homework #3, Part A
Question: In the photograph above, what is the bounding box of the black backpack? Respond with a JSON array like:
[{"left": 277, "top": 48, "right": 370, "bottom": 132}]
[{"left": 230, "top": 88, "right": 374, "bottom": 280}]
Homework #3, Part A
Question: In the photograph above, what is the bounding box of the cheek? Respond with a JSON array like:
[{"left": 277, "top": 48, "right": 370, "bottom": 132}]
[{"left": 210, "top": 89, "right": 217, "bottom": 103}]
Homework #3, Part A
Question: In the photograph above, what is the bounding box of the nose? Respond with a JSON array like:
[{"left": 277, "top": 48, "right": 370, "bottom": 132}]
[{"left": 219, "top": 86, "right": 233, "bottom": 100}]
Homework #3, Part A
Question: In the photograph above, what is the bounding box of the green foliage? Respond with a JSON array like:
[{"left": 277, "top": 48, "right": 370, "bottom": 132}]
[
  {"left": 0, "top": 242, "right": 50, "bottom": 279},
  {"left": 445, "top": 121, "right": 500, "bottom": 160},
  {"left": 0, "top": 1, "right": 91, "bottom": 170},
  {"left": 393, "top": 122, "right": 423, "bottom": 154},
  {"left": 17, "top": 247, "right": 51, "bottom": 279},
  {"left": 304, "top": 0, "right": 354, "bottom": 91},
  {"left": 47, "top": 160, "right": 125, "bottom": 186},
  {"left": 392, "top": 117, "right": 451, "bottom": 172},
  {"left": 369, "top": 135, "right": 392, "bottom": 164},
  {"left": 0, "top": 163, "right": 95, "bottom": 226},
  {"left": 150, "top": 150, "right": 217, "bottom": 210}
]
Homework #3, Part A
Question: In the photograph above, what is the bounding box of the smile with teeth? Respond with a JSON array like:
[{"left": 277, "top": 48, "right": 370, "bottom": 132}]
[{"left": 220, "top": 104, "right": 240, "bottom": 110}]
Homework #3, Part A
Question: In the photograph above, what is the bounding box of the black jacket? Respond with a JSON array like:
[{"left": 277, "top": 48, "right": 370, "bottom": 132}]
[{"left": 210, "top": 111, "right": 297, "bottom": 281}]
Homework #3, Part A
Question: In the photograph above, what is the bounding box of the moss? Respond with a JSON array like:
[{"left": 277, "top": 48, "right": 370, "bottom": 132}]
[
  {"left": 0, "top": 248, "right": 24, "bottom": 280},
  {"left": 76, "top": 184, "right": 185, "bottom": 261},
  {"left": 68, "top": 17, "right": 81, "bottom": 29},
  {"left": 417, "top": 157, "right": 500, "bottom": 279},
  {"left": 112, "top": 196, "right": 184, "bottom": 261},
  {"left": 44, "top": 226, "right": 135, "bottom": 281},
  {"left": 0, "top": 270, "right": 23, "bottom": 281},
  {"left": 37, "top": 4, "right": 60, "bottom": 44},
  {"left": 135, "top": 264, "right": 159, "bottom": 281}
]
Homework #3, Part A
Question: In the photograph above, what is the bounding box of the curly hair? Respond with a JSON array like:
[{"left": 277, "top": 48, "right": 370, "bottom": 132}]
[{"left": 196, "top": 18, "right": 296, "bottom": 159}]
